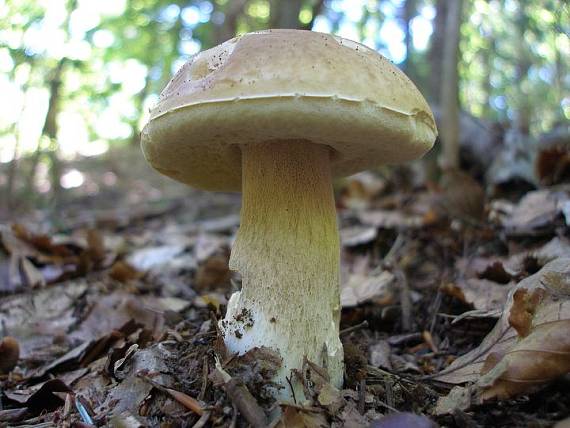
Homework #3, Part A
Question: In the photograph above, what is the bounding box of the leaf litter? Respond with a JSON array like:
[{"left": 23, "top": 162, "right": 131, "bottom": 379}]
[{"left": 1, "top": 160, "right": 569, "bottom": 427}]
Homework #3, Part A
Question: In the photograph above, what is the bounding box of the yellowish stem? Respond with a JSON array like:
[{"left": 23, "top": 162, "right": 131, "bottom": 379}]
[{"left": 220, "top": 141, "right": 343, "bottom": 400}]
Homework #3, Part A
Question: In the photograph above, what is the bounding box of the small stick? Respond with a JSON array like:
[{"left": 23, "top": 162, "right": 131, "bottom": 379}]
[
  {"left": 223, "top": 378, "right": 267, "bottom": 428},
  {"left": 198, "top": 356, "right": 209, "bottom": 401},
  {"left": 138, "top": 374, "right": 204, "bottom": 416},
  {"left": 358, "top": 379, "right": 366, "bottom": 414},
  {"left": 340, "top": 320, "right": 369, "bottom": 336}
]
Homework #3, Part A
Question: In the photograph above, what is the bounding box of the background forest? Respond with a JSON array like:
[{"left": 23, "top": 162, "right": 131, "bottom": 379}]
[{"left": 0, "top": 0, "right": 568, "bottom": 216}]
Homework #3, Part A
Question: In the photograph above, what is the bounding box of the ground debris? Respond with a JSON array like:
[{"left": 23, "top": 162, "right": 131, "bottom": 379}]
[{"left": 1, "top": 166, "right": 570, "bottom": 427}]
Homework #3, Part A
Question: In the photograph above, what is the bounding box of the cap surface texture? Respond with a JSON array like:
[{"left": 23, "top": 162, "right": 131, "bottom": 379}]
[{"left": 142, "top": 29, "right": 437, "bottom": 191}]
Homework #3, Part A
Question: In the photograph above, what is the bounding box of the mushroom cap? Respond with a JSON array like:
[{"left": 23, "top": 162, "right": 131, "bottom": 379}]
[{"left": 142, "top": 29, "right": 437, "bottom": 192}]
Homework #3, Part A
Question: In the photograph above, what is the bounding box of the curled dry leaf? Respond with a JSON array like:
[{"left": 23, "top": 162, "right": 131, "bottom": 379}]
[
  {"left": 501, "top": 190, "right": 568, "bottom": 236},
  {"left": 434, "top": 258, "right": 570, "bottom": 413},
  {"left": 441, "top": 278, "right": 512, "bottom": 312}
]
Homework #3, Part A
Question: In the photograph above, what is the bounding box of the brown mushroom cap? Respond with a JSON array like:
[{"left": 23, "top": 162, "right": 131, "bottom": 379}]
[{"left": 142, "top": 29, "right": 437, "bottom": 191}]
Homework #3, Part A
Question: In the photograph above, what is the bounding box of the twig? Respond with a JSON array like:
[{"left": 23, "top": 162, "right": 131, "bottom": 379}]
[
  {"left": 278, "top": 403, "right": 325, "bottom": 413},
  {"left": 198, "top": 355, "right": 208, "bottom": 401},
  {"left": 214, "top": 358, "right": 267, "bottom": 428},
  {"left": 229, "top": 403, "right": 238, "bottom": 428},
  {"left": 191, "top": 411, "right": 211, "bottom": 428},
  {"left": 340, "top": 320, "right": 369, "bottom": 336},
  {"left": 138, "top": 374, "right": 204, "bottom": 416},
  {"left": 223, "top": 378, "right": 267, "bottom": 428},
  {"left": 286, "top": 374, "right": 297, "bottom": 404},
  {"left": 384, "top": 379, "right": 395, "bottom": 412},
  {"left": 358, "top": 379, "right": 366, "bottom": 414},
  {"left": 395, "top": 269, "right": 412, "bottom": 331}
]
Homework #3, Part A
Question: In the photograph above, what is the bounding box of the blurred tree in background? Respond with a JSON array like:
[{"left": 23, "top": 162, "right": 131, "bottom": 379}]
[{"left": 0, "top": 0, "right": 568, "bottom": 210}]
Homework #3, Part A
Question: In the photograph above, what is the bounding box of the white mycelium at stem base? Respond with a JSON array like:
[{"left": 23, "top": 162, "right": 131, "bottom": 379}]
[{"left": 220, "top": 141, "right": 343, "bottom": 400}]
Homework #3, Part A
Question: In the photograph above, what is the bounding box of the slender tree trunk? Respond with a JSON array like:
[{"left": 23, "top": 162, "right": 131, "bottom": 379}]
[
  {"left": 439, "top": 0, "right": 463, "bottom": 169},
  {"left": 482, "top": 37, "right": 495, "bottom": 116},
  {"left": 513, "top": 3, "right": 531, "bottom": 135},
  {"left": 4, "top": 137, "right": 20, "bottom": 210},
  {"left": 270, "top": 0, "right": 303, "bottom": 28},
  {"left": 214, "top": 0, "right": 247, "bottom": 44},
  {"left": 26, "top": 58, "right": 66, "bottom": 197},
  {"left": 428, "top": 0, "right": 447, "bottom": 104},
  {"left": 130, "top": 77, "right": 151, "bottom": 146},
  {"left": 401, "top": 0, "right": 417, "bottom": 75},
  {"left": 26, "top": 0, "right": 76, "bottom": 200}
]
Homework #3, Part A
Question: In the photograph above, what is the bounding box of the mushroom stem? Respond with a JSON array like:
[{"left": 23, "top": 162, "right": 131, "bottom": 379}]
[{"left": 221, "top": 140, "right": 343, "bottom": 400}]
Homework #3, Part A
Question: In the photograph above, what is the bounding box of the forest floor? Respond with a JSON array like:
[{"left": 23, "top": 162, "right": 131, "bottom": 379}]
[{"left": 1, "top": 146, "right": 569, "bottom": 427}]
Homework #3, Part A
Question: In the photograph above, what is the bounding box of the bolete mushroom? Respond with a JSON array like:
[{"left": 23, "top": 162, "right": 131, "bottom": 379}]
[{"left": 141, "top": 29, "right": 436, "bottom": 400}]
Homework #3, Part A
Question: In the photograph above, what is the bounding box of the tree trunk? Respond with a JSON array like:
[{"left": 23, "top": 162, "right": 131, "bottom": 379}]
[
  {"left": 401, "top": 0, "right": 417, "bottom": 75},
  {"left": 428, "top": 0, "right": 447, "bottom": 104},
  {"left": 482, "top": 37, "right": 495, "bottom": 116},
  {"left": 26, "top": 58, "right": 66, "bottom": 197},
  {"left": 270, "top": 0, "right": 303, "bottom": 29},
  {"left": 214, "top": 0, "right": 247, "bottom": 45},
  {"left": 513, "top": 3, "right": 531, "bottom": 135},
  {"left": 439, "top": 0, "right": 463, "bottom": 169}
]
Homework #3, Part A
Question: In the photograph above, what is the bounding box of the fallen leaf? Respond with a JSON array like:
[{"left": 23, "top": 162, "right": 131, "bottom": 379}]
[
  {"left": 440, "top": 168, "right": 486, "bottom": 223},
  {"left": 277, "top": 405, "right": 329, "bottom": 428},
  {"left": 127, "top": 244, "right": 186, "bottom": 272},
  {"left": 0, "top": 336, "right": 20, "bottom": 373},
  {"left": 195, "top": 252, "right": 231, "bottom": 291},
  {"left": 340, "top": 226, "right": 378, "bottom": 247},
  {"left": 109, "top": 261, "right": 141, "bottom": 283},
  {"left": 442, "top": 279, "right": 512, "bottom": 311},
  {"left": 434, "top": 257, "right": 570, "bottom": 410},
  {"left": 341, "top": 271, "right": 395, "bottom": 308},
  {"left": 0, "top": 280, "right": 87, "bottom": 358},
  {"left": 502, "top": 190, "right": 568, "bottom": 236},
  {"left": 369, "top": 340, "right": 392, "bottom": 370}
]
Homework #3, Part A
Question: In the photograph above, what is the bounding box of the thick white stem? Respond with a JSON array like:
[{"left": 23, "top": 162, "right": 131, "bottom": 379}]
[{"left": 220, "top": 141, "right": 343, "bottom": 401}]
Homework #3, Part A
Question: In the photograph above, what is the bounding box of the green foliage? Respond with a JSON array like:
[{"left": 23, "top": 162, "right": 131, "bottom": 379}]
[{"left": 0, "top": 0, "right": 567, "bottom": 166}]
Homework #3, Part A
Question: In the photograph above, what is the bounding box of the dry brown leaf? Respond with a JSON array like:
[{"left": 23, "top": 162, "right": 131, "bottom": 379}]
[
  {"left": 440, "top": 168, "right": 486, "bottom": 222},
  {"left": 479, "top": 319, "right": 570, "bottom": 400},
  {"left": 109, "top": 261, "right": 141, "bottom": 283},
  {"left": 434, "top": 257, "right": 570, "bottom": 411},
  {"left": 277, "top": 406, "right": 329, "bottom": 428},
  {"left": 195, "top": 252, "right": 231, "bottom": 291},
  {"left": 502, "top": 190, "right": 568, "bottom": 235},
  {"left": 337, "top": 171, "right": 386, "bottom": 210},
  {"left": 0, "top": 336, "right": 20, "bottom": 373},
  {"left": 442, "top": 278, "right": 512, "bottom": 311}
]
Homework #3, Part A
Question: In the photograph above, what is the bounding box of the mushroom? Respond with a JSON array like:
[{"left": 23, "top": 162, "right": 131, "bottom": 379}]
[{"left": 141, "top": 29, "right": 436, "bottom": 400}]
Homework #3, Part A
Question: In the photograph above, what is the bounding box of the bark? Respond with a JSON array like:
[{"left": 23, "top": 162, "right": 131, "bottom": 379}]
[{"left": 439, "top": 0, "right": 463, "bottom": 169}]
